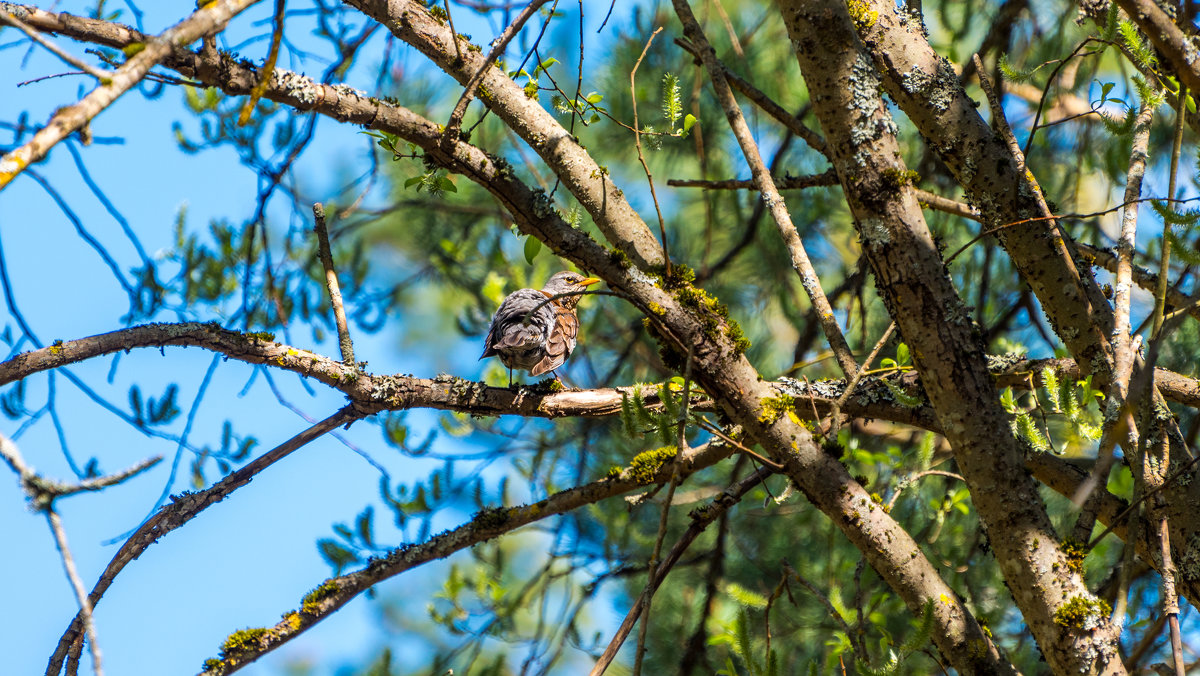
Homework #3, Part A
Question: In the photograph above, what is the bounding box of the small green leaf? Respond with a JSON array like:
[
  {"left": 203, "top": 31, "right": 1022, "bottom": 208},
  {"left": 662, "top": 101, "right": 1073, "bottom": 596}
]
[
  {"left": 523, "top": 236, "right": 542, "bottom": 265},
  {"left": 682, "top": 113, "right": 697, "bottom": 133},
  {"left": 999, "top": 387, "right": 1017, "bottom": 412},
  {"left": 404, "top": 176, "right": 423, "bottom": 189},
  {"left": 896, "top": 343, "right": 910, "bottom": 366},
  {"left": 585, "top": 91, "right": 604, "bottom": 104}
]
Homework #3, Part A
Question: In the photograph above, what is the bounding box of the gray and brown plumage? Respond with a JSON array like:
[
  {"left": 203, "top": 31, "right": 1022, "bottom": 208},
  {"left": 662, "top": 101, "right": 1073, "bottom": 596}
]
[{"left": 480, "top": 271, "right": 601, "bottom": 385}]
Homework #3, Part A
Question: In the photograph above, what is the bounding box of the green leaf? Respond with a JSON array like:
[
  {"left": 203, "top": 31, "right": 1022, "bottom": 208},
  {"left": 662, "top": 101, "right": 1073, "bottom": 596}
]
[
  {"left": 895, "top": 342, "right": 910, "bottom": 366},
  {"left": 1119, "top": 20, "right": 1157, "bottom": 69},
  {"left": 317, "top": 538, "right": 360, "bottom": 573},
  {"left": 999, "top": 387, "right": 1017, "bottom": 412},
  {"left": 585, "top": 91, "right": 604, "bottom": 104},
  {"left": 682, "top": 113, "right": 697, "bottom": 134},
  {"left": 523, "top": 236, "right": 542, "bottom": 265}
]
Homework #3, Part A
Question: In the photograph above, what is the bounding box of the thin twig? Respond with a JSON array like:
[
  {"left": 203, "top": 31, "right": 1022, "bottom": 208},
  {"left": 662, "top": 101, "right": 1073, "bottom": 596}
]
[
  {"left": 45, "top": 407, "right": 362, "bottom": 676},
  {"left": 589, "top": 464, "right": 773, "bottom": 675},
  {"left": 632, "top": 344, "right": 693, "bottom": 675},
  {"left": 693, "top": 418, "right": 784, "bottom": 470},
  {"left": 0, "top": 0, "right": 265, "bottom": 191},
  {"left": 0, "top": 434, "right": 109, "bottom": 676},
  {"left": 711, "top": 0, "right": 743, "bottom": 57},
  {"left": 441, "top": 0, "right": 550, "bottom": 148},
  {"left": 782, "top": 561, "right": 861, "bottom": 659},
  {"left": 886, "top": 470, "right": 968, "bottom": 512},
  {"left": 630, "top": 26, "right": 673, "bottom": 279},
  {"left": 943, "top": 196, "right": 1200, "bottom": 265},
  {"left": 672, "top": 0, "right": 858, "bottom": 379},
  {"left": 46, "top": 508, "right": 102, "bottom": 676},
  {"left": 828, "top": 322, "right": 895, "bottom": 439},
  {"left": 1070, "top": 100, "right": 1155, "bottom": 543},
  {"left": 237, "top": 0, "right": 285, "bottom": 125},
  {"left": 1153, "top": 84, "right": 1188, "bottom": 337},
  {"left": 673, "top": 36, "right": 827, "bottom": 155},
  {"left": 442, "top": 0, "right": 463, "bottom": 65},
  {"left": 1018, "top": 40, "right": 1104, "bottom": 158},
  {"left": 1086, "top": 450, "right": 1200, "bottom": 550},
  {"left": 1158, "top": 512, "right": 1186, "bottom": 676},
  {"left": 313, "top": 203, "right": 355, "bottom": 367},
  {"left": 0, "top": 9, "right": 113, "bottom": 81}
]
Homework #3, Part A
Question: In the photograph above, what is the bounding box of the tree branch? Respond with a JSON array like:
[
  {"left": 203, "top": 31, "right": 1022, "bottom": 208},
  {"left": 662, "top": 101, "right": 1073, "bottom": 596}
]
[
  {"left": 0, "top": 0, "right": 264, "bottom": 190},
  {"left": 672, "top": 0, "right": 858, "bottom": 379},
  {"left": 198, "top": 439, "right": 738, "bottom": 675},
  {"left": 46, "top": 407, "right": 361, "bottom": 676}
]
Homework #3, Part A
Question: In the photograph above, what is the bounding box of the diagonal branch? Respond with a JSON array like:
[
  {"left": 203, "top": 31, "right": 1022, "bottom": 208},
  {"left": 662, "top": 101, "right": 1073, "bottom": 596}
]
[
  {"left": 441, "top": 0, "right": 551, "bottom": 148},
  {"left": 345, "top": 0, "right": 666, "bottom": 269},
  {"left": 0, "top": 9, "right": 112, "bottom": 80},
  {"left": 46, "top": 407, "right": 362, "bottom": 676},
  {"left": 0, "top": 0, "right": 264, "bottom": 190},
  {"left": 780, "top": 1, "right": 1122, "bottom": 672},
  {"left": 672, "top": 1, "right": 857, "bottom": 379},
  {"left": 589, "top": 464, "right": 773, "bottom": 675},
  {"left": 1071, "top": 100, "right": 1155, "bottom": 544},
  {"left": 197, "top": 439, "right": 738, "bottom": 675}
]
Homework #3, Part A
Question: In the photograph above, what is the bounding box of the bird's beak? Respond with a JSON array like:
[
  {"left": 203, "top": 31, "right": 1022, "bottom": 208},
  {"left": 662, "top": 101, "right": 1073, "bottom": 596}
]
[{"left": 576, "top": 277, "right": 602, "bottom": 287}]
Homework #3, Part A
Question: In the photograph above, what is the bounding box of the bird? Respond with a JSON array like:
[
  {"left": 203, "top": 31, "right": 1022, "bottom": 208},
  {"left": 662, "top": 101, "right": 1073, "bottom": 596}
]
[{"left": 480, "top": 271, "right": 601, "bottom": 386}]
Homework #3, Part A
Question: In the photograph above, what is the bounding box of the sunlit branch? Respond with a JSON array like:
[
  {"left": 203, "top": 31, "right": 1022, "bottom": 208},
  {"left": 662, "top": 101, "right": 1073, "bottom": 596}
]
[
  {"left": 197, "top": 439, "right": 738, "bottom": 675},
  {"left": 0, "top": 0, "right": 265, "bottom": 190}
]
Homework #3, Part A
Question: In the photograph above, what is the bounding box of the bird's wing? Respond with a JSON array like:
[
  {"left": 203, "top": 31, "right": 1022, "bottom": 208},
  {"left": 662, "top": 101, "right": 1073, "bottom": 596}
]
[{"left": 480, "top": 289, "right": 555, "bottom": 358}]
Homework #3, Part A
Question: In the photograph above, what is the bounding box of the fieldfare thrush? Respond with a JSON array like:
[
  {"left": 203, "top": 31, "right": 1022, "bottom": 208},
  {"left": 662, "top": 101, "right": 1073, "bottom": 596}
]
[{"left": 480, "top": 271, "right": 601, "bottom": 386}]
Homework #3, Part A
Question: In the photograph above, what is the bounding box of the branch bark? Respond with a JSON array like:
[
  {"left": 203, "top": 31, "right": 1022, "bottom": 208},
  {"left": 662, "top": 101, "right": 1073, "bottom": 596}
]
[
  {"left": 780, "top": 1, "right": 1123, "bottom": 672},
  {"left": 848, "top": 0, "right": 1117, "bottom": 380}
]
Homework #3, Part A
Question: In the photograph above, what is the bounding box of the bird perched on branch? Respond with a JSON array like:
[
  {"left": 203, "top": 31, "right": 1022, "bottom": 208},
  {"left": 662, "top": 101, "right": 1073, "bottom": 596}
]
[{"left": 480, "top": 271, "right": 602, "bottom": 386}]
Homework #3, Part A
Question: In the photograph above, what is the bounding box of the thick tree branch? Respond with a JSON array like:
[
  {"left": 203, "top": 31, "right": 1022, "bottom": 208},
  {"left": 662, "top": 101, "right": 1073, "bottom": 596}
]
[
  {"left": 1113, "top": 0, "right": 1200, "bottom": 95},
  {"left": 344, "top": 0, "right": 666, "bottom": 270},
  {"left": 9, "top": 324, "right": 1200, "bottom": 430},
  {"left": 849, "top": 0, "right": 1117, "bottom": 382},
  {"left": 781, "top": 1, "right": 1122, "bottom": 672}
]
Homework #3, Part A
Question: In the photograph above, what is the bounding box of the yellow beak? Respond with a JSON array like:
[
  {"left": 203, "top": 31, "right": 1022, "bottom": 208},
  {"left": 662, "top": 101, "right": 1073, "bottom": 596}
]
[{"left": 576, "top": 277, "right": 602, "bottom": 287}]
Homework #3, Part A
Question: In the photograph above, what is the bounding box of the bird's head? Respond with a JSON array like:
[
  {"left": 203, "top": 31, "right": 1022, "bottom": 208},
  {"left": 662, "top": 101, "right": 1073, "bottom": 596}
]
[{"left": 541, "top": 271, "right": 601, "bottom": 308}]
